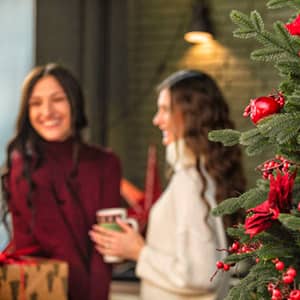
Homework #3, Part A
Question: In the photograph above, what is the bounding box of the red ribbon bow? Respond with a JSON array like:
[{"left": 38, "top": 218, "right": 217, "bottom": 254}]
[
  {"left": 0, "top": 241, "right": 40, "bottom": 264},
  {"left": 0, "top": 242, "right": 40, "bottom": 300}
]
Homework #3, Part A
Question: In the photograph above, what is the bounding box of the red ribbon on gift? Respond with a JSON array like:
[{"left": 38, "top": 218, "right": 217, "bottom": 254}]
[
  {"left": 0, "top": 241, "right": 40, "bottom": 264},
  {"left": 0, "top": 241, "right": 41, "bottom": 300}
]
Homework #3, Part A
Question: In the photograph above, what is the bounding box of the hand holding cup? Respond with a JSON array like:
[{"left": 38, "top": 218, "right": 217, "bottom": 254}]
[{"left": 91, "top": 208, "right": 140, "bottom": 263}]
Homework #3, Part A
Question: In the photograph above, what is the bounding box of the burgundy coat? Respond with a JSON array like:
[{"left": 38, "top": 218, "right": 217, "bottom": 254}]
[{"left": 7, "top": 139, "right": 121, "bottom": 300}]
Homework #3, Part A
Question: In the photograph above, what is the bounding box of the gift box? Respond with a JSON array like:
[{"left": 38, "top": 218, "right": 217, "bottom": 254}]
[{"left": 0, "top": 257, "right": 68, "bottom": 300}]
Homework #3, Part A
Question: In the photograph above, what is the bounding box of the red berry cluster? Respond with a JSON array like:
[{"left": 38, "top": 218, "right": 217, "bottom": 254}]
[
  {"left": 229, "top": 240, "right": 261, "bottom": 254},
  {"left": 216, "top": 260, "right": 231, "bottom": 271},
  {"left": 214, "top": 241, "right": 261, "bottom": 273},
  {"left": 259, "top": 155, "right": 291, "bottom": 179},
  {"left": 289, "top": 290, "right": 300, "bottom": 300},
  {"left": 267, "top": 259, "right": 299, "bottom": 299}
]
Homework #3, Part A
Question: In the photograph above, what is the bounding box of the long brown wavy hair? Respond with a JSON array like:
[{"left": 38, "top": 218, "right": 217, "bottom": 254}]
[
  {"left": 158, "top": 70, "right": 246, "bottom": 228},
  {"left": 1, "top": 63, "right": 88, "bottom": 225}
]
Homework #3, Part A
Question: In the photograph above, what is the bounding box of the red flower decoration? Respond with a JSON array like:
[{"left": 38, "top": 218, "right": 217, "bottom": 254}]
[
  {"left": 268, "top": 171, "right": 295, "bottom": 212},
  {"left": 245, "top": 200, "right": 279, "bottom": 238},
  {"left": 245, "top": 171, "right": 296, "bottom": 238},
  {"left": 286, "top": 14, "right": 300, "bottom": 36}
]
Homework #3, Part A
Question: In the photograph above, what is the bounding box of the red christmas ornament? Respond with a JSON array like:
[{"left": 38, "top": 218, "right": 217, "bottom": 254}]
[
  {"left": 243, "top": 92, "right": 285, "bottom": 124},
  {"left": 216, "top": 261, "right": 224, "bottom": 269},
  {"left": 289, "top": 290, "right": 300, "bottom": 300},
  {"left": 283, "top": 274, "right": 294, "bottom": 284},
  {"left": 275, "top": 261, "right": 285, "bottom": 271},
  {"left": 272, "top": 288, "right": 282, "bottom": 298},
  {"left": 286, "top": 267, "right": 297, "bottom": 278}
]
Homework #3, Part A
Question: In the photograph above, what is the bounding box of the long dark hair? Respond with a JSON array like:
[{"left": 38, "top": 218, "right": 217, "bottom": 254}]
[
  {"left": 1, "top": 63, "right": 88, "bottom": 219},
  {"left": 158, "top": 70, "right": 246, "bottom": 228}
]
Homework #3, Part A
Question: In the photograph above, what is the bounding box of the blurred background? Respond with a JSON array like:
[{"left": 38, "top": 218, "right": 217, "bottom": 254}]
[
  {"left": 0, "top": 0, "right": 292, "bottom": 298},
  {"left": 0, "top": 0, "right": 291, "bottom": 192}
]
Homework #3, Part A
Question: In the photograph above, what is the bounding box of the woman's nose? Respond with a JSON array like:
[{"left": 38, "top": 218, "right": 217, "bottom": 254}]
[
  {"left": 152, "top": 112, "right": 159, "bottom": 126},
  {"left": 41, "top": 100, "right": 53, "bottom": 115}
]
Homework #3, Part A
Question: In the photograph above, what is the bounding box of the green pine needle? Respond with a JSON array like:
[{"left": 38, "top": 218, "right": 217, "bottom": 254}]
[
  {"left": 208, "top": 129, "right": 241, "bottom": 146},
  {"left": 211, "top": 188, "right": 267, "bottom": 216},
  {"left": 230, "top": 10, "right": 255, "bottom": 30},
  {"left": 240, "top": 128, "right": 262, "bottom": 146},
  {"left": 251, "top": 47, "right": 286, "bottom": 62},
  {"left": 267, "top": 0, "right": 300, "bottom": 9},
  {"left": 273, "top": 21, "right": 297, "bottom": 53},
  {"left": 276, "top": 60, "right": 300, "bottom": 77},
  {"left": 257, "top": 112, "right": 300, "bottom": 144},
  {"left": 279, "top": 213, "right": 300, "bottom": 230},
  {"left": 250, "top": 11, "right": 265, "bottom": 32},
  {"left": 233, "top": 28, "right": 257, "bottom": 39},
  {"left": 267, "top": 0, "right": 291, "bottom": 9}
]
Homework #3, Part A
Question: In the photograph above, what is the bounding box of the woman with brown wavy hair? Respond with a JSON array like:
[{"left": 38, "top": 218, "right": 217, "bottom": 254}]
[
  {"left": 3, "top": 63, "right": 121, "bottom": 300},
  {"left": 90, "top": 70, "right": 246, "bottom": 300}
]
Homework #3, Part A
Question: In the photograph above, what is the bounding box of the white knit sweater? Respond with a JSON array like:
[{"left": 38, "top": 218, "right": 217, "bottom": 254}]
[{"left": 136, "top": 140, "right": 229, "bottom": 300}]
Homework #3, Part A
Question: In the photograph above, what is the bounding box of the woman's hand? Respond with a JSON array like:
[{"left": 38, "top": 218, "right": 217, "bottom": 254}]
[{"left": 89, "top": 218, "right": 145, "bottom": 261}]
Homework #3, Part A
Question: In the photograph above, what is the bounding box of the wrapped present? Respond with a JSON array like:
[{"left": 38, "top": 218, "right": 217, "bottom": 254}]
[{"left": 0, "top": 248, "right": 68, "bottom": 300}]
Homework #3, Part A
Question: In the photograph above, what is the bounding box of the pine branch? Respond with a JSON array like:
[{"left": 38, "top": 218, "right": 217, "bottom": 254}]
[
  {"left": 240, "top": 128, "right": 267, "bottom": 146},
  {"left": 279, "top": 78, "right": 300, "bottom": 95},
  {"left": 257, "top": 112, "right": 300, "bottom": 144},
  {"left": 225, "top": 252, "right": 254, "bottom": 265},
  {"left": 245, "top": 135, "right": 272, "bottom": 156},
  {"left": 211, "top": 196, "right": 243, "bottom": 216},
  {"left": 279, "top": 213, "right": 300, "bottom": 230},
  {"left": 225, "top": 263, "right": 276, "bottom": 300},
  {"left": 212, "top": 188, "right": 268, "bottom": 216},
  {"left": 276, "top": 60, "right": 300, "bottom": 78},
  {"left": 208, "top": 129, "right": 241, "bottom": 146},
  {"left": 251, "top": 47, "right": 287, "bottom": 62},
  {"left": 233, "top": 28, "right": 258, "bottom": 39},
  {"left": 230, "top": 10, "right": 258, "bottom": 33},
  {"left": 227, "top": 225, "right": 249, "bottom": 240},
  {"left": 240, "top": 188, "right": 268, "bottom": 210},
  {"left": 273, "top": 21, "right": 298, "bottom": 53},
  {"left": 255, "top": 30, "right": 298, "bottom": 58},
  {"left": 231, "top": 10, "right": 299, "bottom": 62},
  {"left": 287, "top": 90, "right": 300, "bottom": 106},
  {"left": 256, "top": 243, "right": 295, "bottom": 259},
  {"left": 250, "top": 11, "right": 265, "bottom": 32},
  {"left": 267, "top": 0, "right": 300, "bottom": 10},
  {"left": 278, "top": 142, "right": 300, "bottom": 154}
]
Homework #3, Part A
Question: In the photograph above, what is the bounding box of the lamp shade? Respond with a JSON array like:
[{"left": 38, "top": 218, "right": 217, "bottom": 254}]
[{"left": 184, "top": 0, "right": 214, "bottom": 43}]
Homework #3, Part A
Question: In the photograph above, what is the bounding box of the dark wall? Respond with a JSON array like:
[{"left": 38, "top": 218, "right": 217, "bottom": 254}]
[{"left": 35, "top": 0, "right": 128, "bottom": 145}]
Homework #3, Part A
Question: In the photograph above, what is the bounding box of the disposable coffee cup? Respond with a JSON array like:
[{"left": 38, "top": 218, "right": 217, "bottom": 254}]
[{"left": 96, "top": 208, "right": 138, "bottom": 263}]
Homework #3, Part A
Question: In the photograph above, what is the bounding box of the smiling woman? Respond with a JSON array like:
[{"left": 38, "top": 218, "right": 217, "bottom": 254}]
[
  {"left": 90, "top": 69, "right": 246, "bottom": 300},
  {"left": 2, "top": 63, "right": 122, "bottom": 300},
  {"left": 152, "top": 88, "right": 184, "bottom": 145},
  {"left": 28, "top": 75, "right": 73, "bottom": 142}
]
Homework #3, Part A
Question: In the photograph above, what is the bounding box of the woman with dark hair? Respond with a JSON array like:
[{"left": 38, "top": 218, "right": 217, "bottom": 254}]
[
  {"left": 90, "top": 70, "right": 246, "bottom": 300},
  {"left": 3, "top": 63, "right": 121, "bottom": 300}
]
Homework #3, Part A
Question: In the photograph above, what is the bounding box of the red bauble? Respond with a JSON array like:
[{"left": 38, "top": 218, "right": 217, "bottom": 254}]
[
  {"left": 289, "top": 290, "right": 300, "bottom": 300},
  {"left": 283, "top": 275, "right": 294, "bottom": 284},
  {"left": 272, "top": 288, "right": 282, "bottom": 298},
  {"left": 243, "top": 96, "right": 282, "bottom": 124},
  {"left": 216, "top": 261, "right": 224, "bottom": 269},
  {"left": 286, "top": 267, "right": 297, "bottom": 278},
  {"left": 275, "top": 261, "right": 285, "bottom": 271}
]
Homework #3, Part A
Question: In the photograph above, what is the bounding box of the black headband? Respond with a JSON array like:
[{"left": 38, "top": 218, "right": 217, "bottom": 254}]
[{"left": 158, "top": 69, "right": 205, "bottom": 90}]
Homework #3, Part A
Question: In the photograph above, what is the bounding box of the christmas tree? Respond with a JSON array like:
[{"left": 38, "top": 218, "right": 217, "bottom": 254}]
[{"left": 208, "top": 1, "right": 300, "bottom": 299}]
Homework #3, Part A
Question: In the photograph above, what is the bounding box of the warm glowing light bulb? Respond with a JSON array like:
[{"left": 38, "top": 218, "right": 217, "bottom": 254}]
[{"left": 184, "top": 31, "right": 213, "bottom": 44}]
